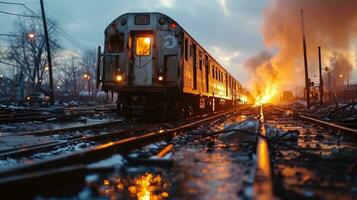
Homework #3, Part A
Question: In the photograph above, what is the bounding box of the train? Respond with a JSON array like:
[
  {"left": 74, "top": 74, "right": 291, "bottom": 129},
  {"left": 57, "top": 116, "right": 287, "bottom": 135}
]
[{"left": 96, "top": 12, "right": 251, "bottom": 118}]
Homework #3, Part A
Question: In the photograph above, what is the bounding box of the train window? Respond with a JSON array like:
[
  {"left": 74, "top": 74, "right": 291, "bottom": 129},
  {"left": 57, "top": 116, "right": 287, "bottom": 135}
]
[
  {"left": 135, "top": 36, "right": 151, "bottom": 56},
  {"left": 212, "top": 65, "right": 215, "bottom": 78},
  {"left": 184, "top": 38, "right": 188, "bottom": 61},
  {"left": 199, "top": 58, "right": 202, "bottom": 70},
  {"left": 108, "top": 33, "right": 124, "bottom": 53},
  {"left": 190, "top": 44, "right": 193, "bottom": 57},
  {"left": 135, "top": 14, "right": 150, "bottom": 25},
  {"left": 215, "top": 68, "right": 218, "bottom": 80}
]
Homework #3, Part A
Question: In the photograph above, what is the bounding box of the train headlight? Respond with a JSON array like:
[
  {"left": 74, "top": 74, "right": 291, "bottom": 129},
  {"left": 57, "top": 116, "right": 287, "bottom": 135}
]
[
  {"left": 158, "top": 76, "right": 164, "bottom": 82},
  {"left": 116, "top": 75, "right": 123, "bottom": 82}
]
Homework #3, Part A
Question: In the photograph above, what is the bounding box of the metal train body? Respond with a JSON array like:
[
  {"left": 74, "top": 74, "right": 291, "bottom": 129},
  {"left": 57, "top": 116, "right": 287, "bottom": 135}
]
[{"left": 97, "top": 12, "right": 250, "bottom": 118}]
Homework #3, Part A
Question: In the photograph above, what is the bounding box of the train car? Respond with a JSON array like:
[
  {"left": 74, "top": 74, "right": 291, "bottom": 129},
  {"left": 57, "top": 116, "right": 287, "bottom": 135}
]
[{"left": 96, "top": 12, "right": 249, "bottom": 118}]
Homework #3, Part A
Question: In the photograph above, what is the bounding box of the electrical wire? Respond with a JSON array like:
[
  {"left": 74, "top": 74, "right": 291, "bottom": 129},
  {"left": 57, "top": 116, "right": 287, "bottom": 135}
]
[
  {"left": 0, "top": 1, "right": 90, "bottom": 52},
  {"left": 0, "top": 10, "right": 38, "bottom": 18}
]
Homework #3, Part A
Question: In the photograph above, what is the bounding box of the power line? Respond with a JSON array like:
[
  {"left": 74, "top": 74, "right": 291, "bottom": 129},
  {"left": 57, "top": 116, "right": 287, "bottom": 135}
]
[
  {"left": 0, "top": 1, "right": 37, "bottom": 15},
  {"left": 0, "top": 33, "right": 22, "bottom": 37},
  {"left": 0, "top": 1, "right": 89, "bottom": 52},
  {"left": 44, "top": 3, "right": 102, "bottom": 33},
  {"left": 0, "top": 10, "right": 38, "bottom": 18}
]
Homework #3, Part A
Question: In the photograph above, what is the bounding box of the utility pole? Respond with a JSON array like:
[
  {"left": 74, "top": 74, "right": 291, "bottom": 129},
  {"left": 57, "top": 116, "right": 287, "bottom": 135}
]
[
  {"left": 300, "top": 9, "right": 310, "bottom": 109},
  {"left": 40, "top": 0, "right": 54, "bottom": 105},
  {"left": 318, "top": 46, "right": 323, "bottom": 104}
]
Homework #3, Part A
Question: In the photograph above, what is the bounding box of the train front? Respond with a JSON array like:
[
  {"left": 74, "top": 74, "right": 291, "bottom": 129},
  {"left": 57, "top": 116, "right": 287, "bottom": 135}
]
[{"left": 97, "top": 13, "right": 182, "bottom": 117}]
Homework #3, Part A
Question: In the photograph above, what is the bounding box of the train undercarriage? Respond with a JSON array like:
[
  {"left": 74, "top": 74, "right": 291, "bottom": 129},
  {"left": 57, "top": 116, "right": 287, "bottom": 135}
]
[{"left": 115, "top": 90, "right": 234, "bottom": 119}]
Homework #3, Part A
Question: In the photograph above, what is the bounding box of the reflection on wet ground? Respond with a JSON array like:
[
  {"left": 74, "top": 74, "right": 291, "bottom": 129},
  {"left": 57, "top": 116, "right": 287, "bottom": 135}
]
[
  {"left": 83, "top": 168, "right": 171, "bottom": 200},
  {"left": 171, "top": 136, "right": 255, "bottom": 200},
  {"left": 168, "top": 115, "right": 257, "bottom": 200},
  {"left": 40, "top": 112, "right": 258, "bottom": 200}
]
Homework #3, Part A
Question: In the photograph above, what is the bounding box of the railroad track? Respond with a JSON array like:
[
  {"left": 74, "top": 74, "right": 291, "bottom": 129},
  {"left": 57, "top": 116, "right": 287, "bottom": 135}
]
[
  {"left": 0, "top": 105, "right": 355, "bottom": 199},
  {"left": 0, "top": 108, "right": 246, "bottom": 196},
  {"left": 0, "top": 104, "right": 116, "bottom": 124},
  {"left": 265, "top": 106, "right": 357, "bottom": 199}
]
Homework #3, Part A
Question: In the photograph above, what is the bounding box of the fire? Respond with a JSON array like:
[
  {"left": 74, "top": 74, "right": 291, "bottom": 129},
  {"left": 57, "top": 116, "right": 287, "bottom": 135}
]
[
  {"left": 129, "top": 173, "right": 169, "bottom": 200},
  {"left": 96, "top": 172, "right": 169, "bottom": 200},
  {"left": 254, "top": 81, "right": 278, "bottom": 106}
]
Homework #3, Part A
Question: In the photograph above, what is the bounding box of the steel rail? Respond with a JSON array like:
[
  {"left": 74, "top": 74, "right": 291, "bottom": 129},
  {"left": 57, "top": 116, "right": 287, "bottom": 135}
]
[
  {"left": 254, "top": 105, "right": 274, "bottom": 199},
  {"left": 11, "top": 119, "right": 125, "bottom": 137},
  {"left": 272, "top": 106, "right": 357, "bottom": 135},
  {"left": 0, "top": 127, "right": 147, "bottom": 159},
  {"left": 299, "top": 115, "right": 357, "bottom": 135},
  {"left": 0, "top": 108, "right": 238, "bottom": 182}
]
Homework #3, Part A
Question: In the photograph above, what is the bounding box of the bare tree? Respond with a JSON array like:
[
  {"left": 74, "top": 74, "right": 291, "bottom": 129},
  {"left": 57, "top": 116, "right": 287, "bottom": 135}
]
[
  {"left": 3, "top": 16, "right": 60, "bottom": 93},
  {"left": 80, "top": 49, "right": 97, "bottom": 94},
  {"left": 55, "top": 57, "right": 81, "bottom": 98},
  {"left": 329, "top": 52, "right": 352, "bottom": 91}
]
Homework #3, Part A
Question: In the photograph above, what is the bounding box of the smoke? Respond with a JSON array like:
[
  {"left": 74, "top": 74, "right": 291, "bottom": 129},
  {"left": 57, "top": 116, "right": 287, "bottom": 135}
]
[
  {"left": 244, "top": 51, "right": 273, "bottom": 73},
  {"left": 247, "top": 0, "right": 357, "bottom": 101}
]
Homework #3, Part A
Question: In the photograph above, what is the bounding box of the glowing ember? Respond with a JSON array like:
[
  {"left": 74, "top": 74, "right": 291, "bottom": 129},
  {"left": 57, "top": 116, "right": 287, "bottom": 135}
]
[
  {"left": 129, "top": 173, "right": 169, "bottom": 200},
  {"left": 95, "top": 172, "right": 169, "bottom": 199}
]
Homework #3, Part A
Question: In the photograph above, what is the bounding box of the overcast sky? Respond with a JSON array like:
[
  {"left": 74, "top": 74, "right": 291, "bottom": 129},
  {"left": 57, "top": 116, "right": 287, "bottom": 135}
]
[{"left": 0, "top": 0, "right": 268, "bottom": 85}]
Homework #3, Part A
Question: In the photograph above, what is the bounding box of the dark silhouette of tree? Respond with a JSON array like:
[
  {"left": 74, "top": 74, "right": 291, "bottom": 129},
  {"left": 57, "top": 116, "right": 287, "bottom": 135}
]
[{"left": 4, "top": 16, "right": 60, "bottom": 92}]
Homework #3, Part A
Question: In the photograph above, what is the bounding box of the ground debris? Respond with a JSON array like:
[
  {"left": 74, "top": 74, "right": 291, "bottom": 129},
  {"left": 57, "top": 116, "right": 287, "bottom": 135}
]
[{"left": 265, "top": 124, "right": 299, "bottom": 141}]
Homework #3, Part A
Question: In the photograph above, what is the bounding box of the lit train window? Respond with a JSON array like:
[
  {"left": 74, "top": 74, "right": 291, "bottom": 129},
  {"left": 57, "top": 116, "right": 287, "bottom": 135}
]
[
  {"left": 108, "top": 33, "right": 124, "bottom": 53},
  {"left": 136, "top": 36, "right": 151, "bottom": 56}
]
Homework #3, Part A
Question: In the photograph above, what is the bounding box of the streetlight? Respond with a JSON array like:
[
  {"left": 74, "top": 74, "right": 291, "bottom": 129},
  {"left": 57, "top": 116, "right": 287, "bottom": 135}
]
[
  {"left": 27, "top": 32, "right": 35, "bottom": 40},
  {"left": 83, "top": 72, "right": 91, "bottom": 96}
]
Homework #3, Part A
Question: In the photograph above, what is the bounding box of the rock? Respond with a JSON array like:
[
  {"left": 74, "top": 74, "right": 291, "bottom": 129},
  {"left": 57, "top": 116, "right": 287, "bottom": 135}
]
[{"left": 315, "top": 133, "right": 324, "bottom": 141}]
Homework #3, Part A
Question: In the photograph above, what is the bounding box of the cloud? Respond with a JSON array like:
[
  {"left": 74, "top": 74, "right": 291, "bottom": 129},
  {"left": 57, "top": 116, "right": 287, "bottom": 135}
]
[
  {"left": 157, "top": 0, "right": 175, "bottom": 8},
  {"left": 217, "top": 0, "right": 230, "bottom": 17},
  {"left": 209, "top": 45, "right": 240, "bottom": 67}
]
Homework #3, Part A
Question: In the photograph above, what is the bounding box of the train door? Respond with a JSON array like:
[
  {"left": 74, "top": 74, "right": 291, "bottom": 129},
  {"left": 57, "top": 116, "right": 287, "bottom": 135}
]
[
  {"left": 205, "top": 55, "right": 209, "bottom": 92},
  {"left": 192, "top": 44, "right": 197, "bottom": 90},
  {"left": 132, "top": 32, "right": 153, "bottom": 86}
]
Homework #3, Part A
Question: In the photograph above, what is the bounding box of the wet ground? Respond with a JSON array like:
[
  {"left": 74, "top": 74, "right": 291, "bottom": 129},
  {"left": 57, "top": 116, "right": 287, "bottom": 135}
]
[
  {"left": 30, "top": 110, "right": 261, "bottom": 200},
  {"left": 265, "top": 107, "right": 357, "bottom": 200},
  {"left": 2, "top": 106, "right": 356, "bottom": 200}
]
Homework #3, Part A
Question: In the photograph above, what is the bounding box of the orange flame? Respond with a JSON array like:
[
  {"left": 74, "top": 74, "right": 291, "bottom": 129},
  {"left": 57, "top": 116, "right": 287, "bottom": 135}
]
[
  {"left": 254, "top": 80, "right": 278, "bottom": 106},
  {"left": 129, "top": 173, "right": 169, "bottom": 200}
]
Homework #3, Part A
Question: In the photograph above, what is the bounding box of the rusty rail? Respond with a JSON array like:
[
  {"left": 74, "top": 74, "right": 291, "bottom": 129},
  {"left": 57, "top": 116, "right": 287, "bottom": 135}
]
[{"left": 272, "top": 106, "right": 357, "bottom": 135}]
